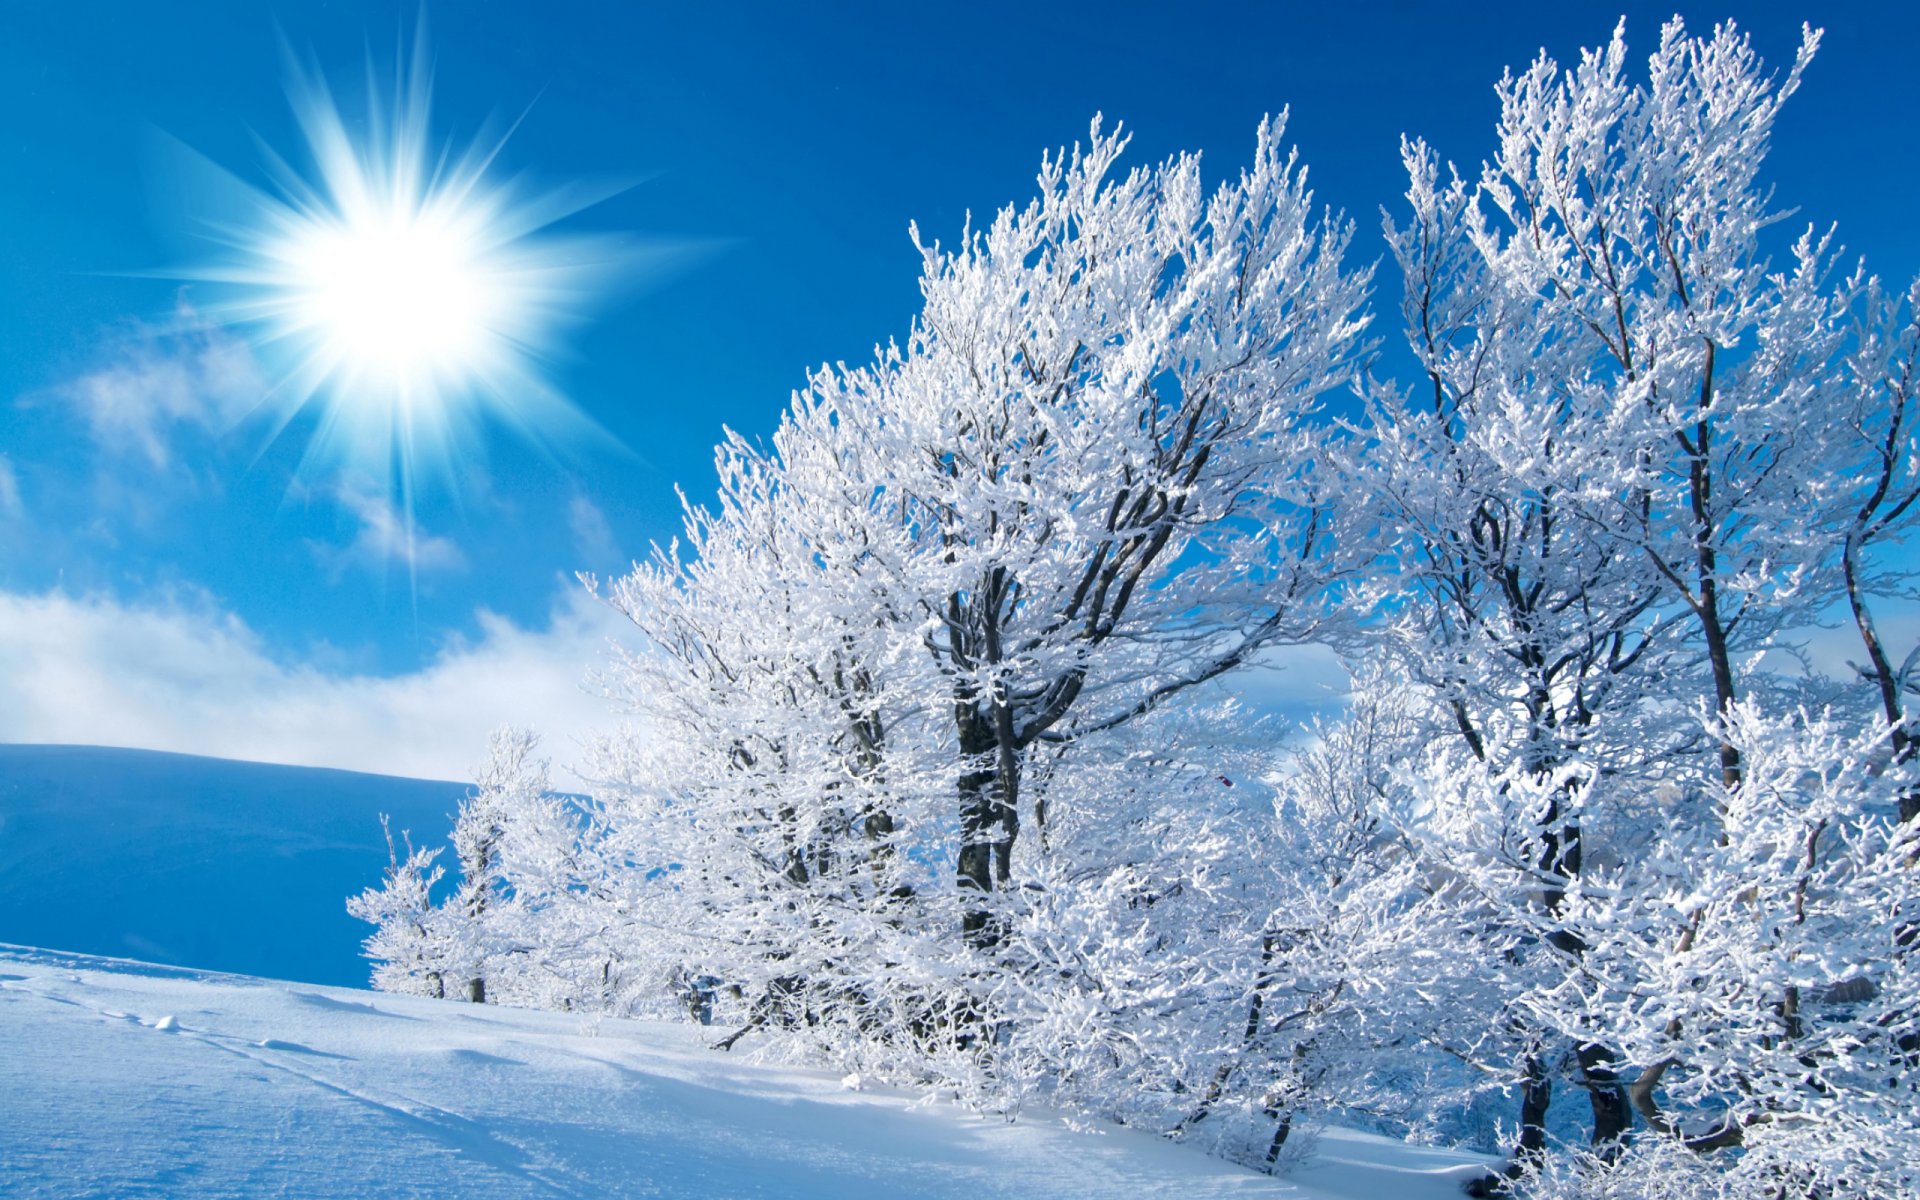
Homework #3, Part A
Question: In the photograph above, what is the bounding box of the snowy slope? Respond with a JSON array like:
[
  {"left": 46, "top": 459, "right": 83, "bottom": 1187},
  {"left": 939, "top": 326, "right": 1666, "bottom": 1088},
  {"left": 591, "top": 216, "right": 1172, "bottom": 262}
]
[
  {"left": 0, "top": 945, "right": 1493, "bottom": 1199},
  {"left": 0, "top": 745, "right": 463, "bottom": 987}
]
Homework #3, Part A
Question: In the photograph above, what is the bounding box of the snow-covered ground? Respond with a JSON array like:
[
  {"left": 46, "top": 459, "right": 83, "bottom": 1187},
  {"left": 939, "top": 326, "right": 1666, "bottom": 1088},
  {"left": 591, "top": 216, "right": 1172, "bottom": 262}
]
[
  {"left": 0, "top": 745, "right": 461, "bottom": 987},
  {"left": 0, "top": 945, "right": 1492, "bottom": 1199}
]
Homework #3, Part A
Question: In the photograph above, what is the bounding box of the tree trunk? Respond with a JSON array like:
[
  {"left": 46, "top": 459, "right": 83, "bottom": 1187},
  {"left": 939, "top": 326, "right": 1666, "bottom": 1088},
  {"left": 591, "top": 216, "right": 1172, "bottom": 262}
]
[
  {"left": 956, "top": 765, "right": 998, "bottom": 943},
  {"left": 1576, "top": 1041, "right": 1631, "bottom": 1151},
  {"left": 956, "top": 702, "right": 1017, "bottom": 948},
  {"left": 1684, "top": 375, "right": 1744, "bottom": 791},
  {"left": 1539, "top": 780, "right": 1633, "bottom": 1153},
  {"left": 1516, "top": 1051, "right": 1552, "bottom": 1170},
  {"left": 1696, "top": 582, "right": 1743, "bottom": 789}
]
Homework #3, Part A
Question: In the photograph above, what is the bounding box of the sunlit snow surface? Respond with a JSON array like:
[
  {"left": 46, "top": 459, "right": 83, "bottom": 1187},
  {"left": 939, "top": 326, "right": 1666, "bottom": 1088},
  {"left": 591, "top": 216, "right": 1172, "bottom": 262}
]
[{"left": 0, "top": 946, "right": 1493, "bottom": 1199}]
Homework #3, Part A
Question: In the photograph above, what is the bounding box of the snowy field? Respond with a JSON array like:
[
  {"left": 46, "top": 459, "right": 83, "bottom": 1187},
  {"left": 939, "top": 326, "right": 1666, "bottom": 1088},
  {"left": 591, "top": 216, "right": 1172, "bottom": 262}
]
[{"left": 0, "top": 945, "right": 1492, "bottom": 1199}]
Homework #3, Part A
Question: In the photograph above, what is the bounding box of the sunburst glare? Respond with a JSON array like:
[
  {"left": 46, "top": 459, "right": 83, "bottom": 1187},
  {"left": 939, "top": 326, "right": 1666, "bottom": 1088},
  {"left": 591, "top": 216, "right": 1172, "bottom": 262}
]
[{"left": 168, "top": 31, "right": 627, "bottom": 497}]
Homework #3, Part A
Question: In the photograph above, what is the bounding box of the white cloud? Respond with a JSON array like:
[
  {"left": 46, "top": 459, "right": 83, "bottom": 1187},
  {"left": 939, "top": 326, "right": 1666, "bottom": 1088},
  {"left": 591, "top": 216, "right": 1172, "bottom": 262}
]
[
  {"left": 313, "top": 483, "right": 467, "bottom": 577},
  {"left": 567, "top": 493, "right": 622, "bottom": 574},
  {"left": 1217, "top": 641, "right": 1354, "bottom": 729},
  {"left": 0, "top": 583, "right": 633, "bottom": 782},
  {"left": 54, "top": 303, "right": 264, "bottom": 469}
]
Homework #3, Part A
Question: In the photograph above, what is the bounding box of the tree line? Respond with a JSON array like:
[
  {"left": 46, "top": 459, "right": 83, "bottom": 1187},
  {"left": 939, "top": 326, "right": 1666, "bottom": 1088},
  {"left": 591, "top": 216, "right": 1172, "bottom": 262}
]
[{"left": 351, "top": 19, "right": 1919, "bottom": 1198}]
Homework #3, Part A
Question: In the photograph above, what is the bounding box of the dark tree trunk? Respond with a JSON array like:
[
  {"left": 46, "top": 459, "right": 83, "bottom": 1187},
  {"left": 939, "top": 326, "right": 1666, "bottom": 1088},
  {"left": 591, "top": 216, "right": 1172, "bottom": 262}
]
[
  {"left": 1696, "top": 580, "right": 1743, "bottom": 789},
  {"left": 1174, "top": 933, "right": 1283, "bottom": 1136},
  {"left": 956, "top": 699, "right": 1017, "bottom": 948},
  {"left": 1576, "top": 1041, "right": 1631, "bottom": 1151},
  {"left": 1515, "top": 1052, "right": 1552, "bottom": 1170},
  {"left": 1466, "top": 1058, "right": 1563, "bottom": 1196},
  {"left": 1540, "top": 783, "right": 1633, "bottom": 1153},
  {"left": 1264, "top": 1109, "right": 1294, "bottom": 1166},
  {"left": 1682, "top": 366, "right": 1744, "bottom": 791},
  {"left": 1845, "top": 545, "right": 1920, "bottom": 823},
  {"left": 956, "top": 763, "right": 999, "bottom": 943}
]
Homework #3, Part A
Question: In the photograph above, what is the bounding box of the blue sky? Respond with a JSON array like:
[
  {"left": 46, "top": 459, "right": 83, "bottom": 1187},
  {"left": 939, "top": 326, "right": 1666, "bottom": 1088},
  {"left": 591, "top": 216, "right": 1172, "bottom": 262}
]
[{"left": 2, "top": 1, "right": 1915, "bottom": 778}]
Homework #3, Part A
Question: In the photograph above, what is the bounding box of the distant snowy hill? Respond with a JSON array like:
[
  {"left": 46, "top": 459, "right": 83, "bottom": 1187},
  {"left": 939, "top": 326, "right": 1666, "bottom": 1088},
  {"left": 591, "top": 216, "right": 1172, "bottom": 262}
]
[
  {"left": 0, "top": 946, "right": 1492, "bottom": 1198},
  {"left": 0, "top": 745, "right": 463, "bottom": 987}
]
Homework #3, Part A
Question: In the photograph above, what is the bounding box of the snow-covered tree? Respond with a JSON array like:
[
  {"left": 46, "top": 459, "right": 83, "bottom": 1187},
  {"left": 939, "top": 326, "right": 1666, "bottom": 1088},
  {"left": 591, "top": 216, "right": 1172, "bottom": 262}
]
[
  {"left": 567, "top": 114, "right": 1372, "bottom": 1058},
  {"left": 442, "top": 728, "right": 563, "bottom": 1004},
  {"left": 1168, "top": 681, "right": 1494, "bottom": 1164},
  {"left": 1835, "top": 277, "right": 1920, "bottom": 819},
  {"left": 1356, "top": 18, "right": 1920, "bottom": 1185},
  {"left": 570, "top": 409, "right": 938, "bottom": 1041},
  {"left": 775, "top": 115, "right": 1371, "bottom": 944},
  {"left": 347, "top": 816, "right": 449, "bottom": 999},
  {"left": 349, "top": 730, "right": 584, "bottom": 1007},
  {"left": 1467, "top": 20, "right": 1856, "bottom": 782},
  {"left": 1503, "top": 705, "right": 1920, "bottom": 1198},
  {"left": 1364, "top": 122, "right": 1677, "bottom": 1161}
]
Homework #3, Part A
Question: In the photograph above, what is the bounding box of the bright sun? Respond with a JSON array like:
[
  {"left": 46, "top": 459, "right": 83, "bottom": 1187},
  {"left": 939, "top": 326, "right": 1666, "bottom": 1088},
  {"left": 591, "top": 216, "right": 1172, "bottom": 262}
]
[
  {"left": 284, "top": 204, "right": 495, "bottom": 392},
  {"left": 177, "top": 33, "right": 623, "bottom": 491}
]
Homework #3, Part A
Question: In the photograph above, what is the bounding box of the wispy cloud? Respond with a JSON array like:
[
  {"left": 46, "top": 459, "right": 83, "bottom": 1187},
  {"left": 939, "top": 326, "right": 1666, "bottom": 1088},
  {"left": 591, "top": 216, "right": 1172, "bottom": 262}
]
[
  {"left": 312, "top": 483, "right": 467, "bottom": 578},
  {"left": 52, "top": 301, "right": 264, "bottom": 470},
  {"left": 566, "top": 492, "right": 622, "bottom": 574},
  {"left": 0, "top": 582, "right": 631, "bottom": 781}
]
